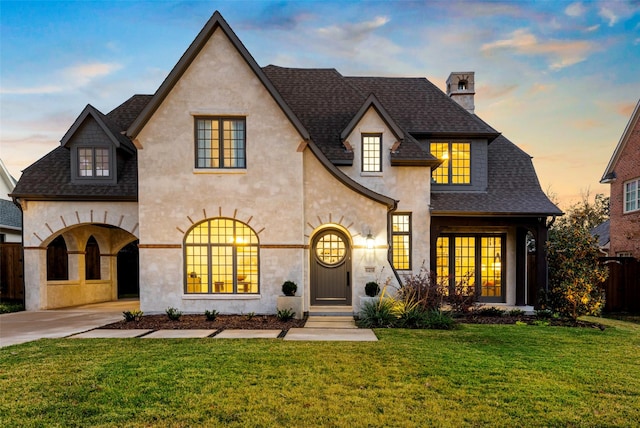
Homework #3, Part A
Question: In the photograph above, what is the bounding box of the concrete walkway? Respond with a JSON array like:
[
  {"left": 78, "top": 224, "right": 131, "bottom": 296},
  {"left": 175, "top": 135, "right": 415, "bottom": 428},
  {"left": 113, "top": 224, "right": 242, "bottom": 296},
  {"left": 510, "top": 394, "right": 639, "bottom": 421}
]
[
  {"left": 1, "top": 302, "right": 377, "bottom": 346},
  {"left": 0, "top": 300, "right": 139, "bottom": 348}
]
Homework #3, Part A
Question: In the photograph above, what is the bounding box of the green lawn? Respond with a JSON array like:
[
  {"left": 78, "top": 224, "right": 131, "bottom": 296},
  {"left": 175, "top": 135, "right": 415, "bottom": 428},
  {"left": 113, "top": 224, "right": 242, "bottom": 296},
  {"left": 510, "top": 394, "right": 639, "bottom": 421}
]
[{"left": 1, "top": 318, "right": 639, "bottom": 427}]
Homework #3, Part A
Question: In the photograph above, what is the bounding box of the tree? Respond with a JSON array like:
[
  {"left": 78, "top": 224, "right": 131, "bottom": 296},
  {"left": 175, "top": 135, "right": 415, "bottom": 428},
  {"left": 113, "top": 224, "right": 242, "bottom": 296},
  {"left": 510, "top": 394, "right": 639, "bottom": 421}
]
[{"left": 545, "top": 192, "right": 609, "bottom": 320}]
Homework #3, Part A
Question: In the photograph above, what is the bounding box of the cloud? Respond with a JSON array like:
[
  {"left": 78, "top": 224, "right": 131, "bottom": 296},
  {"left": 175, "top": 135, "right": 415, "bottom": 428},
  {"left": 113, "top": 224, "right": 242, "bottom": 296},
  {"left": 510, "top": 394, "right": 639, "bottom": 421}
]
[
  {"left": 565, "top": 2, "right": 586, "bottom": 17},
  {"left": 317, "top": 16, "right": 390, "bottom": 43},
  {"left": 481, "top": 29, "right": 596, "bottom": 70},
  {"left": 65, "top": 62, "right": 122, "bottom": 86},
  {"left": 0, "top": 85, "right": 63, "bottom": 95},
  {"left": 0, "top": 62, "right": 122, "bottom": 95},
  {"left": 585, "top": 24, "right": 600, "bottom": 32},
  {"left": 599, "top": 6, "right": 618, "bottom": 26},
  {"left": 528, "top": 83, "right": 555, "bottom": 94},
  {"left": 616, "top": 101, "right": 637, "bottom": 117},
  {"left": 570, "top": 118, "right": 604, "bottom": 129}
]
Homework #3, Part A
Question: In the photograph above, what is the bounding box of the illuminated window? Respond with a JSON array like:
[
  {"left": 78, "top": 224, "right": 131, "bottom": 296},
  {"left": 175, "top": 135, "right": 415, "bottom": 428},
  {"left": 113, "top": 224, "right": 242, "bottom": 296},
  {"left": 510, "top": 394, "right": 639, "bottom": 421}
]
[
  {"left": 195, "top": 117, "right": 246, "bottom": 169},
  {"left": 435, "top": 234, "right": 504, "bottom": 302},
  {"left": 392, "top": 214, "right": 411, "bottom": 270},
  {"left": 315, "top": 233, "right": 346, "bottom": 265},
  {"left": 362, "top": 134, "right": 382, "bottom": 172},
  {"left": 430, "top": 142, "right": 470, "bottom": 184},
  {"left": 78, "top": 147, "right": 110, "bottom": 177},
  {"left": 184, "top": 219, "right": 258, "bottom": 294},
  {"left": 624, "top": 178, "right": 640, "bottom": 213}
]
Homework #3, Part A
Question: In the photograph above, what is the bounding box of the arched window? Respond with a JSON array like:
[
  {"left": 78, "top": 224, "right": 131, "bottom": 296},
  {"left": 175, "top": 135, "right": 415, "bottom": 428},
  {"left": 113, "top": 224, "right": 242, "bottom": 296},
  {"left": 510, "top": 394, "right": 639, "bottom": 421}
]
[
  {"left": 85, "top": 236, "right": 101, "bottom": 280},
  {"left": 47, "top": 235, "right": 69, "bottom": 280},
  {"left": 184, "top": 218, "right": 259, "bottom": 294}
]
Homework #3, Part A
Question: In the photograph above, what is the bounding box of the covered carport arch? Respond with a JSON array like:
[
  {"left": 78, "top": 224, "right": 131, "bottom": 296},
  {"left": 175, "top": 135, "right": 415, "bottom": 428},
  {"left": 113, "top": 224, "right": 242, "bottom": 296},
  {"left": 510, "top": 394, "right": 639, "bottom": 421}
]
[{"left": 20, "top": 202, "right": 139, "bottom": 310}]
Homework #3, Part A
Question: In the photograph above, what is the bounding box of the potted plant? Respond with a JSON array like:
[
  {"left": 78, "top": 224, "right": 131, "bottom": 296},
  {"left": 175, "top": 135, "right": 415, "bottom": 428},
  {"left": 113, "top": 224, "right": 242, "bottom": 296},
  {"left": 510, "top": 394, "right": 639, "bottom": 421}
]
[
  {"left": 277, "top": 280, "right": 303, "bottom": 319},
  {"left": 365, "top": 281, "right": 380, "bottom": 297},
  {"left": 282, "top": 280, "right": 297, "bottom": 296}
]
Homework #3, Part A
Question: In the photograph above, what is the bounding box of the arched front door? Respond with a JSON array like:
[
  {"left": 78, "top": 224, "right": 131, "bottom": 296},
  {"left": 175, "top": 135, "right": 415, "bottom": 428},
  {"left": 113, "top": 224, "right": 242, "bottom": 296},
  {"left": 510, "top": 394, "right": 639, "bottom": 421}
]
[{"left": 310, "top": 229, "right": 351, "bottom": 306}]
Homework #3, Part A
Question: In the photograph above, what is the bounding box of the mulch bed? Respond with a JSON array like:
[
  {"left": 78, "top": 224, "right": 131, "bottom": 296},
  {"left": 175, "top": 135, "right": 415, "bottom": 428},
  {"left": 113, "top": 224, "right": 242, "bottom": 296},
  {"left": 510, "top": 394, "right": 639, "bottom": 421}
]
[
  {"left": 458, "top": 314, "right": 606, "bottom": 329},
  {"left": 100, "top": 314, "right": 306, "bottom": 331}
]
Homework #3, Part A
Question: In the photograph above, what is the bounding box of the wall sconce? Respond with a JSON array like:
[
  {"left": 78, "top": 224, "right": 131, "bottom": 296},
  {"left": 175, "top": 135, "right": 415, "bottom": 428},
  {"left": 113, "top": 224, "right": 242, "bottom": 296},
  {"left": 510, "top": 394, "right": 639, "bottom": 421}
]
[{"left": 366, "top": 232, "right": 375, "bottom": 250}]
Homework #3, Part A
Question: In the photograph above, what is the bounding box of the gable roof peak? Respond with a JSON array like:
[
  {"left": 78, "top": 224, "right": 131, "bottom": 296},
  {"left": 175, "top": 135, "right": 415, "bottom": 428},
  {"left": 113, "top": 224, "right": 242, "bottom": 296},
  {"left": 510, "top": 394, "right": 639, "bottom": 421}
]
[{"left": 126, "top": 11, "right": 309, "bottom": 142}]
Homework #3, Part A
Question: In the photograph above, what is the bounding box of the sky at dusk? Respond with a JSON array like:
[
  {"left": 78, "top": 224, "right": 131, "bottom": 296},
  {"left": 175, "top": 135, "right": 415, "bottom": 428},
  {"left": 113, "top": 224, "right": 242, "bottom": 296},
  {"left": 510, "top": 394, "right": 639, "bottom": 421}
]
[{"left": 1, "top": 0, "right": 639, "bottom": 209}]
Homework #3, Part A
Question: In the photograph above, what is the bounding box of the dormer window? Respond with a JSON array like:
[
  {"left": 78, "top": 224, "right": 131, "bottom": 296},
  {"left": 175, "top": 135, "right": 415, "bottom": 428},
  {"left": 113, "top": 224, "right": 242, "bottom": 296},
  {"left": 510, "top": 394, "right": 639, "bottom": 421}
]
[
  {"left": 71, "top": 144, "right": 116, "bottom": 184},
  {"left": 430, "top": 141, "right": 471, "bottom": 184},
  {"left": 79, "top": 148, "right": 110, "bottom": 177},
  {"left": 458, "top": 80, "right": 468, "bottom": 91}
]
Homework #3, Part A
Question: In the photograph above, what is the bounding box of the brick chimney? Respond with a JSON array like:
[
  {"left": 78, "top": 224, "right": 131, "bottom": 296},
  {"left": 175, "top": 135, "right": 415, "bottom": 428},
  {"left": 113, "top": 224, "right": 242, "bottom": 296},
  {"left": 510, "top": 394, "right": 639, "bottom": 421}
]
[{"left": 446, "top": 72, "right": 475, "bottom": 114}]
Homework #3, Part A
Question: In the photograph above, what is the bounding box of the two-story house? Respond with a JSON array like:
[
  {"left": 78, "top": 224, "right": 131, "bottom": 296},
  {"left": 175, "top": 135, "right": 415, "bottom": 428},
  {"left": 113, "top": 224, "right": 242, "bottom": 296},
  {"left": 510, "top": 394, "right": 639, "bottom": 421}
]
[
  {"left": 601, "top": 99, "right": 640, "bottom": 259},
  {"left": 11, "top": 12, "right": 560, "bottom": 313}
]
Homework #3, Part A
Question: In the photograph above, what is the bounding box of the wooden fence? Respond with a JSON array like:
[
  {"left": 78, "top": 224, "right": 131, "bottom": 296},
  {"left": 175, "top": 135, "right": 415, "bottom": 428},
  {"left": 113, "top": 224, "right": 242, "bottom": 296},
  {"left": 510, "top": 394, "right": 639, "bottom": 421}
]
[
  {"left": 0, "top": 243, "right": 24, "bottom": 301},
  {"left": 600, "top": 257, "right": 640, "bottom": 312}
]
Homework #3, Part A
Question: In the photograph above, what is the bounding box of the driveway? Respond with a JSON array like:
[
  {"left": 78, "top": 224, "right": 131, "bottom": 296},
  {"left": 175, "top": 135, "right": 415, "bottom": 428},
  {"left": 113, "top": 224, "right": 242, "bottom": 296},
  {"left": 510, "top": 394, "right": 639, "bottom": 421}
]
[{"left": 0, "top": 299, "right": 139, "bottom": 348}]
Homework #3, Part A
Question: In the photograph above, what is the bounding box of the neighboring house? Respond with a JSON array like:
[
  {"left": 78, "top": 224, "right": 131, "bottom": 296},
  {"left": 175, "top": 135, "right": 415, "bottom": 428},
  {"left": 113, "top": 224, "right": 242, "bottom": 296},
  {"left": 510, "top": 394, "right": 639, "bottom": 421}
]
[
  {"left": 0, "top": 158, "right": 22, "bottom": 243},
  {"left": 601, "top": 99, "right": 640, "bottom": 259},
  {"left": 11, "top": 12, "right": 560, "bottom": 312},
  {"left": 590, "top": 219, "right": 610, "bottom": 256}
]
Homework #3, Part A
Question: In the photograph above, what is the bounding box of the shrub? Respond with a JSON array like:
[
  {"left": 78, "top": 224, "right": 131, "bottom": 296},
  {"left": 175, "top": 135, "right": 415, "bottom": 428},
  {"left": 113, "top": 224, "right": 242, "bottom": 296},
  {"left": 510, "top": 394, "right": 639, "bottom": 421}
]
[
  {"left": 423, "top": 310, "right": 456, "bottom": 330},
  {"left": 276, "top": 308, "right": 295, "bottom": 321},
  {"left": 245, "top": 311, "right": 255, "bottom": 320},
  {"left": 396, "top": 305, "right": 429, "bottom": 328},
  {"left": 204, "top": 309, "right": 219, "bottom": 321},
  {"left": 0, "top": 301, "right": 24, "bottom": 314},
  {"left": 535, "top": 308, "right": 555, "bottom": 319},
  {"left": 282, "top": 280, "right": 297, "bottom": 296},
  {"left": 546, "top": 218, "right": 608, "bottom": 320},
  {"left": 474, "top": 307, "right": 505, "bottom": 317},
  {"left": 399, "top": 268, "right": 444, "bottom": 311},
  {"left": 123, "top": 310, "right": 143, "bottom": 322},
  {"left": 358, "top": 297, "right": 397, "bottom": 328},
  {"left": 508, "top": 308, "right": 525, "bottom": 317},
  {"left": 165, "top": 307, "right": 182, "bottom": 321},
  {"left": 364, "top": 281, "right": 380, "bottom": 297},
  {"left": 446, "top": 274, "right": 478, "bottom": 314}
]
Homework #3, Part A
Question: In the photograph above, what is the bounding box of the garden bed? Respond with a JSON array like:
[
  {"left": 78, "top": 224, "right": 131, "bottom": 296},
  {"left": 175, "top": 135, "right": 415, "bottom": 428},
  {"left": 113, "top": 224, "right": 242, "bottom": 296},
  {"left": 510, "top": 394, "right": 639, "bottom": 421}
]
[{"left": 100, "top": 314, "right": 306, "bottom": 331}]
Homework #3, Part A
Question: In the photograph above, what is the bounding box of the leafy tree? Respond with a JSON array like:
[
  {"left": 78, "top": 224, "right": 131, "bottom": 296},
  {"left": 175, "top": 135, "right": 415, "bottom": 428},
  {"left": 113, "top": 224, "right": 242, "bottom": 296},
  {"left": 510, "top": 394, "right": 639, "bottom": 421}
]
[{"left": 545, "top": 195, "right": 608, "bottom": 320}]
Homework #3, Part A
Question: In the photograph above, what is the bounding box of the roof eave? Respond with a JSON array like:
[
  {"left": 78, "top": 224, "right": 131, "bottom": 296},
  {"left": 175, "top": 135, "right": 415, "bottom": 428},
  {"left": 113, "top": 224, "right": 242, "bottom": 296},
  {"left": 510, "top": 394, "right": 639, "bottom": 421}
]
[
  {"left": 430, "top": 210, "right": 563, "bottom": 217},
  {"left": 307, "top": 141, "right": 396, "bottom": 210},
  {"left": 10, "top": 194, "right": 138, "bottom": 202},
  {"left": 390, "top": 158, "right": 441, "bottom": 167}
]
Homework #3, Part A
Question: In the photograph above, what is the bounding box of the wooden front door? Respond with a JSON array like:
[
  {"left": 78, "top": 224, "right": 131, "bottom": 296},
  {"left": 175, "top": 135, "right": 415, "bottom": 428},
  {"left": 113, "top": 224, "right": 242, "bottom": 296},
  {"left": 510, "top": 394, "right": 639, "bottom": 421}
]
[{"left": 310, "top": 229, "right": 351, "bottom": 306}]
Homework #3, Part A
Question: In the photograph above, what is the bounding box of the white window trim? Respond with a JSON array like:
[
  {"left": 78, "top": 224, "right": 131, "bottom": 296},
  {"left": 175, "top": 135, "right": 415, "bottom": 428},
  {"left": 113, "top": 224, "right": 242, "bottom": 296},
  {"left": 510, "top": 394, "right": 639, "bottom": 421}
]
[{"left": 623, "top": 178, "right": 640, "bottom": 213}]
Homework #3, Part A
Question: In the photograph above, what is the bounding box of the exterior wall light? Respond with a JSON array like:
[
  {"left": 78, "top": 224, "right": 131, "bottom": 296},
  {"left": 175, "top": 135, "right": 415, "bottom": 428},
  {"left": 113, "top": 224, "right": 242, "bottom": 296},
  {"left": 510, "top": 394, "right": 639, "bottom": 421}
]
[{"left": 366, "top": 233, "right": 375, "bottom": 250}]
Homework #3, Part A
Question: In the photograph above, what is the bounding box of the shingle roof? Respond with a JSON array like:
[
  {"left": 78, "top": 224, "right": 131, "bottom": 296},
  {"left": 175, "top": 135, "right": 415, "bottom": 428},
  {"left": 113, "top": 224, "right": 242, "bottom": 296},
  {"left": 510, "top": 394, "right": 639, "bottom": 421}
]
[
  {"left": 0, "top": 199, "right": 21, "bottom": 229},
  {"left": 262, "top": 66, "right": 499, "bottom": 164},
  {"left": 11, "top": 96, "right": 151, "bottom": 201},
  {"left": 591, "top": 219, "right": 610, "bottom": 248},
  {"left": 430, "top": 135, "right": 562, "bottom": 216}
]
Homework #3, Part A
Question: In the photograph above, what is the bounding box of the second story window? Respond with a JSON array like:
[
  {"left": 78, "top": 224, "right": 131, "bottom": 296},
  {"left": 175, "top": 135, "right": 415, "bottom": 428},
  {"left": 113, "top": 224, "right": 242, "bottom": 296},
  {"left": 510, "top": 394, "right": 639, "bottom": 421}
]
[
  {"left": 624, "top": 178, "right": 640, "bottom": 213},
  {"left": 195, "top": 117, "right": 246, "bottom": 169},
  {"left": 430, "top": 141, "right": 471, "bottom": 184},
  {"left": 78, "top": 147, "right": 110, "bottom": 177},
  {"left": 362, "top": 134, "right": 382, "bottom": 172}
]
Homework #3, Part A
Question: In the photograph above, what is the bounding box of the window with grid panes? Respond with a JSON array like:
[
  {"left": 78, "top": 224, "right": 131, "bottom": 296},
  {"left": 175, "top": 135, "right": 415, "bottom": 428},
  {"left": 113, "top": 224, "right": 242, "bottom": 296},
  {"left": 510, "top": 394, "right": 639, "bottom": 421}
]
[
  {"left": 184, "top": 218, "right": 259, "bottom": 294},
  {"left": 78, "top": 147, "right": 110, "bottom": 177},
  {"left": 435, "top": 234, "right": 505, "bottom": 302},
  {"left": 195, "top": 118, "right": 246, "bottom": 168},
  {"left": 430, "top": 141, "right": 470, "bottom": 184},
  {"left": 391, "top": 214, "right": 411, "bottom": 269},
  {"left": 624, "top": 178, "right": 640, "bottom": 213},
  {"left": 362, "top": 134, "right": 382, "bottom": 172}
]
